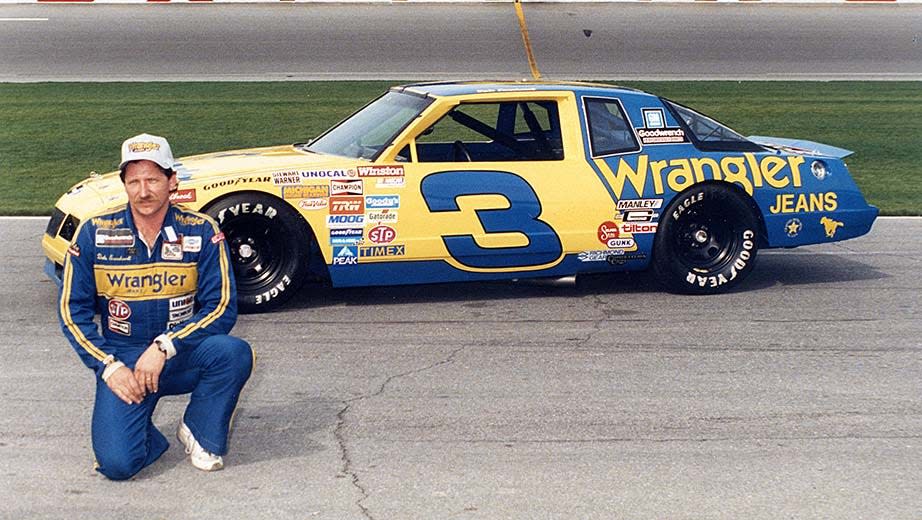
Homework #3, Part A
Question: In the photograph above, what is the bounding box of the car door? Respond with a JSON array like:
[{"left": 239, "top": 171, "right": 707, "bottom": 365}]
[{"left": 376, "top": 91, "right": 624, "bottom": 280}]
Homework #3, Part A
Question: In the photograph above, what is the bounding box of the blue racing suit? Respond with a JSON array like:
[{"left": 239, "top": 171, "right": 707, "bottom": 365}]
[{"left": 59, "top": 203, "right": 253, "bottom": 480}]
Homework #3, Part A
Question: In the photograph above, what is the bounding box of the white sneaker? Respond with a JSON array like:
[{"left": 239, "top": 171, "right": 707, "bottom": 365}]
[{"left": 177, "top": 422, "right": 224, "bottom": 472}]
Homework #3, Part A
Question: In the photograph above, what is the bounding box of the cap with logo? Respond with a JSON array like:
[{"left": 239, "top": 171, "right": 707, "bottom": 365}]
[{"left": 119, "top": 133, "right": 175, "bottom": 171}]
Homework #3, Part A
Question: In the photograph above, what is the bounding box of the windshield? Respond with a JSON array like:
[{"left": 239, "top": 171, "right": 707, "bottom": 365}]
[
  {"left": 662, "top": 98, "right": 763, "bottom": 152},
  {"left": 306, "top": 91, "right": 432, "bottom": 160}
]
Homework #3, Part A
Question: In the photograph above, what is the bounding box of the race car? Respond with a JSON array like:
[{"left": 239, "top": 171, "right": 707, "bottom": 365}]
[{"left": 43, "top": 80, "right": 878, "bottom": 312}]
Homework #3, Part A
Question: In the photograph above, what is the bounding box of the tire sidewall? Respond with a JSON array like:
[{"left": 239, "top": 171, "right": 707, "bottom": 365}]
[
  {"left": 205, "top": 193, "right": 312, "bottom": 312},
  {"left": 654, "top": 184, "right": 760, "bottom": 294}
]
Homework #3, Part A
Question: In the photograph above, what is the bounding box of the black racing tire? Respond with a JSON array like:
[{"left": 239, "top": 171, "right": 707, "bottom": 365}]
[
  {"left": 204, "top": 193, "right": 313, "bottom": 313},
  {"left": 653, "top": 184, "right": 761, "bottom": 294}
]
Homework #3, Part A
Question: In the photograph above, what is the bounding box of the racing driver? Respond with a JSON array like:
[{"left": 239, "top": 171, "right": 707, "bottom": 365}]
[{"left": 58, "top": 134, "right": 253, "bottom": 480}]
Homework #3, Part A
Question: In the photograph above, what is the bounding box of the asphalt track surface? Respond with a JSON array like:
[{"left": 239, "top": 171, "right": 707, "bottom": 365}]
[
  {"left": 0, "top": 216, "right": 920, "bottom": 519},
  {"left": 1, "top": 4, "right": 922, "bottom": 81}
]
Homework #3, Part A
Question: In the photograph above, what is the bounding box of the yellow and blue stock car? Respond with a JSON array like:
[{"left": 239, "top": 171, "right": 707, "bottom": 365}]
[{"left": 43, "top": 81, "right": 878, "bottom": 312}]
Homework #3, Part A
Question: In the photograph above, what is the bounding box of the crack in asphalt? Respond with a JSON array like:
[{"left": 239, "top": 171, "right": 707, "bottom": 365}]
[{"left": 334, "top": 347, "right": 467, "bottom": 520}]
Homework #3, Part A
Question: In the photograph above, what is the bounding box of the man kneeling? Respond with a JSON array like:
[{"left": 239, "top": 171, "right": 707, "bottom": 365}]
[{"left": 58, "top": 134, "right": 253, "bottom": 479}]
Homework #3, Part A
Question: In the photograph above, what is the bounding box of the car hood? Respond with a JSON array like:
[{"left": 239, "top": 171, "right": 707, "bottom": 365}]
[
  {"left": 747, "top": 136, "right": 853, "bottom": 159},
  {"left": 172, "top": 144, "right": 343, "bottom": 181},
  {"left": 55, "top": 144, "right": 349, "bottom": 217}
]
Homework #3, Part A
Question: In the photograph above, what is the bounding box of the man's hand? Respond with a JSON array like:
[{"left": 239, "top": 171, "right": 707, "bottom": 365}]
[
  {"left": 134, "top": 343, "right": 167, "bottom": 395},
  {"left": 106, "top": 366, "right": 145, "bottom": 405}
]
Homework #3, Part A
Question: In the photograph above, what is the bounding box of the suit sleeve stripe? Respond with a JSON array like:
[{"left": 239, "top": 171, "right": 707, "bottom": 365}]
[
  {"left": 60, "top": 253, "right": 107, "bottom": 362},
  {"left": 169, "top": 221, "right": 232, "bottom": 340}
]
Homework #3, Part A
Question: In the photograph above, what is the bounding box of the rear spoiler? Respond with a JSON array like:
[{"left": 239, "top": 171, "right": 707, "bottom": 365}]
[{"left": 747, "top": 136, "right": 853, "bottom": 159}]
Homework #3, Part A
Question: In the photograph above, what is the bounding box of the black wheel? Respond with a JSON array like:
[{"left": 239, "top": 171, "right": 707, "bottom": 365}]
[
  {"left": 653, "top": 184, "right": 760, "bottom": 294},
  {"left": 205, "top": 193, "right": 313, "bottom": 313}
]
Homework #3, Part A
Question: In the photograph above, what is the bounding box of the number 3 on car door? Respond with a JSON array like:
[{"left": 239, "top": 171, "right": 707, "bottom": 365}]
[{"left": 420, "top": 170, "right": 563, "bottom": 270}]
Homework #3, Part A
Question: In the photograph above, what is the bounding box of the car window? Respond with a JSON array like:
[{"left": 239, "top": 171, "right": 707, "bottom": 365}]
[
  {"left": 661, "top": 98, "right": 764, "bottom": 152},
  {"left": 584, "top": 97, "right": 639, "bottom": 157},
  {"left": 415, "top": 101, "right": 563, "bottom": 162},
  {"left": 306, "top": 91, "right": 432, "bottom": 160}
]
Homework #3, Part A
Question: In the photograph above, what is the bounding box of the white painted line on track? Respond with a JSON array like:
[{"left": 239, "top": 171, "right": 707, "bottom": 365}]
[{"left": 0, "top": 18, "right": 49, "bottom": 22}]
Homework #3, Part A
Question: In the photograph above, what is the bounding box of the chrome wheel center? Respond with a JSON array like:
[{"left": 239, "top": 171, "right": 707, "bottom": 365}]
[
  {"left": 694, "top": 230, "right": 709, "bottom": 244},
  {"left": 238, "top": 244, "right": 255, "bottom": 259}
]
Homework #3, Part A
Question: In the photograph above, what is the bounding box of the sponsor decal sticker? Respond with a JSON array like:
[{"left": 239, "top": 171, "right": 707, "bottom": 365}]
[
  {"left": 607, "top": 238, "right": 636, "bottom": 248},
  {"left": 616, "top": 198, "right": 663, "bottom": 210},
  {"left": 169, "top": 294, "right": 195, "bottom": 310},
  {"left": 161, "top": 242, "right": 183, "bottom": 261},
  {"left": 95, "top": 229, "right": 135, "bottom": 248},
  {"left": 169, "top": 189, "right": 196, "bottom": 204},
  {"left": 330, "top": 228, "right": 363, "bottom": 246},
  {"left": 331, "top": 179, "right": 363, "bottom": 196},
  {"left": 377, "top": 176, "right": 405, "bottom": 188},
  {"left": 367, "top": 225, "right": 396, "bottom": 245},
  {"left": 283, "top": 185, "right": 329, "bottom": 199},
  {"left": 365, "top": 195, "right": 400, "bottom": 209},
  {"left": 332, "top": 246, "right": 358, "bottom": 265},
  {"left": 298, "top": 198, "right": 328, "bottom": 210},
  {"left": 769, "top": 192, "right": 837, "bottom": 214},
  {"left": 642, "top": 108, "right": 665, "bottom": 129},
  {"left": 621, "top": 209, "right": 659, "bottom": 223},
  {"left": 108, "top": 299, "right": 131, "bottom": 320},
  {"left": 203, "top": 176, "right": 271, "bottom": 191},
  {"left": 366, "top": 210, "right": 397, "bottom": 224},
  {"left": 578, "top": 250, "right": 615, "bottom": 262},
  {"left": 300, "top": 169, "right": 356, "bottom": 179},
  {"left": 597, "top": 221, "right": 620, "bottom": 245},
  {"left": 636, "top": 127, "right": 687, "bottom": 145},
  {"left": 359, "top": 244, "right": 406, "bottom": 258},
  {"left": 330, "top": 196, "right": 365, "bottom": 215},
  {"left": 598, "top": 153, "right": 805, "bottom": 199},
  {"left": 356, "top": 165, "right": 404, "bottom": 177},
  {"left": 327, "top": 214, "right": 365, "bottom": 229},
  {"left": 619, "top": 222, "right": 658, "bottom": 234},
  {"left": 181, "top": 235, "right": 202, "bottom": 253},
  {"left": 108, "top": 318, "right": 131, "bottom": 336},
  {"left": 785, "top": 218, "right": 803, "bottom": 238},
  {"left": 272, "top": 171, "right": 302, "bottom": 186},
  {"left": 820, "top": 216, "right": 844, "bottom": 238},
  {"left": 169, "top": 306, "right": 194, "bottom": 323}
]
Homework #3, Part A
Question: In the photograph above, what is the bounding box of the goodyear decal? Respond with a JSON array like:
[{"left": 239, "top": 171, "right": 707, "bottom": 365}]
[
  {"left": 94, "top": 263, "right": 198, "bottom": 300},
  {"left": 596, "top": 153, "right": 805, "bottom": 198}
]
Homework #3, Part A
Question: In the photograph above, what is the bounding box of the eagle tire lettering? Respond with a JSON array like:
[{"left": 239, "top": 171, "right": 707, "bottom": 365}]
[
  {"left": 654, "top": 184, "right": 760, "bottom": 295},
  {"left": 204, "top": 193, "right": 313, "bottom": 313}
]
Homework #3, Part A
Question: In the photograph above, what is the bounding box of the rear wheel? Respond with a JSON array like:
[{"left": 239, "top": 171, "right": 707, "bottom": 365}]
[
  {"left": 205, "top": 193, "right": 313, "bottom": 313},
  {"left": 653, "top": 184, "right": 760, "bottom": 294}
]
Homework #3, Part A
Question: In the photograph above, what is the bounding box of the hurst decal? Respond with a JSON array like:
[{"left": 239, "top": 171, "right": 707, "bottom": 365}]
[{"left": 596, "top": 153, "right": 805, "bottom": 198}]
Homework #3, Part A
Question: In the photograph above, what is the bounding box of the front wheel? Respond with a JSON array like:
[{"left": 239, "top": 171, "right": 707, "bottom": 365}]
[
  {"left": 205, "top": 193, "right": 313, "bottom": 313},
  {"left": 653, "top": 184, "right": 761, "bottom": 294}
]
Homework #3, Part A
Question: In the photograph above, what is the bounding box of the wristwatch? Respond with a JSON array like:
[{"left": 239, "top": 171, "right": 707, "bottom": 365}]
[{"left": 154, "top": 339, "right": 168, "bottom": 356}]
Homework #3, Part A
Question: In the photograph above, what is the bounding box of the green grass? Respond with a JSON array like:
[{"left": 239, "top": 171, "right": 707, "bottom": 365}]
[{"left": 1, "top": 81, "right": 919, "bottom": 215}]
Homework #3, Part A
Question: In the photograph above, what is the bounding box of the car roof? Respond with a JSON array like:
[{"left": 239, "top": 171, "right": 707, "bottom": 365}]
[{"left": 395, "top": 80, "right": 649, "bottom": 99}]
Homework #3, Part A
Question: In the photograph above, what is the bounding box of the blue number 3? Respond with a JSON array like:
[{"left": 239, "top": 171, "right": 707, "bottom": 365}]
[{"left": 421, "top": 171, "right": 563, "bottom": 269}]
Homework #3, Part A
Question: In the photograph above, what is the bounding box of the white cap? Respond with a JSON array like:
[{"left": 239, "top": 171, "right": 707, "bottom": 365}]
[{"left": 119, "top": 133, "right": 175, "bottom": 171}]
